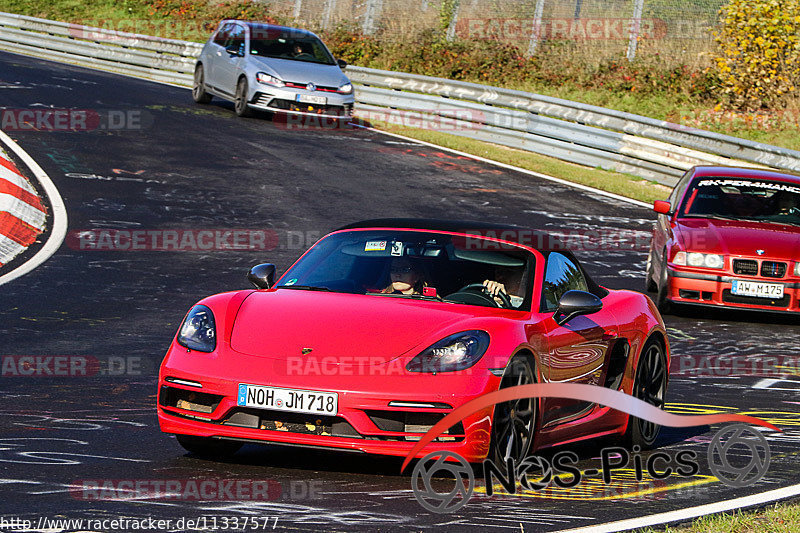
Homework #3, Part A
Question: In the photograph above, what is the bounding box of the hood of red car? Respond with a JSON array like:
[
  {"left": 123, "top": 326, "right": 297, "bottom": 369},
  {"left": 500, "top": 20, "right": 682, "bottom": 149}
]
[
  {"left": 229, "top": 289, "right": 480, "bottom": 362},
  {"left": 676, "top": 218, "right": 800, "bottom": 259}
]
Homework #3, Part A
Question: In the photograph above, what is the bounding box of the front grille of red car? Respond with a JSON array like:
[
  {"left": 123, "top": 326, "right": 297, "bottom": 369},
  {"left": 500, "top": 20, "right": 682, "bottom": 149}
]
[
  {"left": 760, "top": 261, "right": 787, "bottom": 278},
  {"left": 159, "top": 385, "right": 223, "bottom": 414},
  {"left": 365, "top": 410, "right": 465, "bottom": 442},
  {"left": 220, "top": 407, "right": 361, "bottom": 438},
  {"left": 732, "top": 259, "right": 758, "bottom": 276},
  {"left": 722, "top": 290, "right": 790, "bottom": 307}
]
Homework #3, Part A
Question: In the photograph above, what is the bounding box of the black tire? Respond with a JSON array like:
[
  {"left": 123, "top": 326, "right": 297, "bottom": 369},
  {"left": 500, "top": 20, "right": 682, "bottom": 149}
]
[
  {"left": 234, "top": 77, "right": 251, "bottom": 117},
  {"left": 655, "top": 252, "right": 672, "bottom": 314},
  {"left": 624, "top": 339, "right": 667, "bottom": 449},
  {"left": 175, "top": 434, "right": 242, "bottom": 458},
  {"left": 192, "top": 64, "right": 212, "bottom": 104},
  {"left": 645, "top": 249, "right": 658, "bottom": 292},
  {"left": 489, "top": 354, "right": 537, "bottom": 465}
]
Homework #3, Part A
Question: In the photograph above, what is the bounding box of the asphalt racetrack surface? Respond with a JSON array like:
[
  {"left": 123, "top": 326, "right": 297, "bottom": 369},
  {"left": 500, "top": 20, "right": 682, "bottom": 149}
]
[{"left": 1, "top": 51, "right": 799, "bottom": 532}]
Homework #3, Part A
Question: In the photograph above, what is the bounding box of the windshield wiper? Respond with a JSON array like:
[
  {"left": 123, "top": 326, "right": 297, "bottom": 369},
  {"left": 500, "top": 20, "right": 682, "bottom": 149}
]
[
  {"left": 684, "top": 214, "right": 741, "bottom": 221},
  {"left": 370, "top": 292, "right": 444, "bottom": 302},
  {"left": 277, "top": 285, "right": 331, "bottom": 291}
]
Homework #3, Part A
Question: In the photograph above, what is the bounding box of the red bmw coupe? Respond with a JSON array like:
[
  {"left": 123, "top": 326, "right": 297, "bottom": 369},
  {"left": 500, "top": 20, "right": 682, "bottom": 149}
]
[
  {"left": 159, "top": 219, "right": 669, "bottom": 464},
  {"left": 647, "top": 166, "right": 800, "bottom": 314}
]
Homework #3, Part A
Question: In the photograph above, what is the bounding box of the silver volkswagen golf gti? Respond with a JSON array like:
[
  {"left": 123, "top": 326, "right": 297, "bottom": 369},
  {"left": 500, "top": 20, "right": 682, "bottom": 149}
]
[{"left": 193, "top": 20, "right": 355, "bottom": 119}]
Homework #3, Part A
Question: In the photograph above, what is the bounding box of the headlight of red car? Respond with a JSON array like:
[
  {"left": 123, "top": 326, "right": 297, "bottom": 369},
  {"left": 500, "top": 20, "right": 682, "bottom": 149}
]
[
  {"left": 795, "top": 262, "right": 800, "bottom": 276},
  {"left": 673, "top": 251, "right": 724, "bottom": 269},
  {"left": 406, "top": 330, "right": 490, "bottom": 373},
  {"left": 176, "top": 305, "right": 217, "bottom": 353}
]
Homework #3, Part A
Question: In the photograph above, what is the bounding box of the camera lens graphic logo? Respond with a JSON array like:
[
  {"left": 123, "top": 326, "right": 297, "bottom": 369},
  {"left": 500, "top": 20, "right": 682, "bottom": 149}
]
[
  {"left": 708, "top": 424, "right": 770, "bottom": 488},
  {"left": 411, "top": 451, "right": 474, "bottom": 513},
  {"left": 516, "top": 456, "right": 553, "bottom": 491}
]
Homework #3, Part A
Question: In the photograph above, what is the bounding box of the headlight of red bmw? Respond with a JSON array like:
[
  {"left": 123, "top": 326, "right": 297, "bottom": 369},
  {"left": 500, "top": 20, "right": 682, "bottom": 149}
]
[
  {"left": 673, "top": 251, "right": 724, "bottom": 269},
  {"left": 176, "top": 305, "right": 217, "bottom": 353},
  {"left": 406, "top": 331, "right": 490, "bottom": 373}
]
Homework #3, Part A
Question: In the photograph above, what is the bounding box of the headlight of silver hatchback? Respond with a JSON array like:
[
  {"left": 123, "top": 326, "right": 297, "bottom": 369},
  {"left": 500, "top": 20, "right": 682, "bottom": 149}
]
[{"left": 256, "top": 72, "right": 285, "bottom": 87}]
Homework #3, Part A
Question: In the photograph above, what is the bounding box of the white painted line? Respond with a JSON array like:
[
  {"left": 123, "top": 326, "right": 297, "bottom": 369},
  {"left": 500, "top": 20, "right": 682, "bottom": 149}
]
[
  {"left": 0, "top": 129, "right": 68, "bottom": 286},
  {"left": 352, "top": 124, "right": 653, "bottom": 209},
  {"left": 0, "top": 46, "right": 190, "bottom": 90},
  {"left": 557, "top": 482, "right": 800, "bottom": 533}
]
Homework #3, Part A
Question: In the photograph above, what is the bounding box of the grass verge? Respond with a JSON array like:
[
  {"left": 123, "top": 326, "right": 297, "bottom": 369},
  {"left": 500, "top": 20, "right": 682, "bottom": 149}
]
[{"left": 637, "top": 501, "right": 800, "bottom": 532}]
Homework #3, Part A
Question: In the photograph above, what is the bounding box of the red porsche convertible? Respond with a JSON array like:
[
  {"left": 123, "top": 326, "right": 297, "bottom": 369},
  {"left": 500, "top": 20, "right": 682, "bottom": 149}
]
[
  {"left": 159, "top": 219, "right": 669, "bottom": 464},
  {"left": 646, "top": 166, "right": 800, "bottom": 314}
]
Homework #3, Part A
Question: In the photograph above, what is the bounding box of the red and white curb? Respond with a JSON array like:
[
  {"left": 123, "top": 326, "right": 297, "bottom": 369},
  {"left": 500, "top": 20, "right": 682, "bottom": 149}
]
[
  {"left": 0, "top": 144, "right": 45, "bottom": 266},
  {"left": 0, "top": 129, "right": 67, "bottom": 286}
]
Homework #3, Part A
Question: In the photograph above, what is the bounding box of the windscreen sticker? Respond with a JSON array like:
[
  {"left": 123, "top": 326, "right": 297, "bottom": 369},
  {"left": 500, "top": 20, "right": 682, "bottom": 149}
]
[
  {"left": 391, "top": 241, "right": 404, "bottom": 256},
  {"left": 697, "top": 179, "right": 800, "bottom": 195},
  {"left": 364, "top": 240, "right": 387, "bottom": 252},
  {"left": 285, "top": 278, "right": 298, "bottom": 285}
]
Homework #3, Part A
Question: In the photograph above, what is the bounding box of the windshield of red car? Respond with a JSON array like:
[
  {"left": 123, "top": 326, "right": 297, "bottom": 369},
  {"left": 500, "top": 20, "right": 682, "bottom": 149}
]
[
  {"left": 679, "top": 177, "right": 800, "bottom": 226},
  {"left": 275, "top": 230, "right": 534, "bottom": 309}
]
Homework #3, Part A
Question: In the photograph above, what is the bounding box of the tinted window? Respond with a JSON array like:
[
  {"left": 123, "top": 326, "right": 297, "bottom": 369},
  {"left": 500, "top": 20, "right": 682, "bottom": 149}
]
[
  {"left": 213, "top": 23, "right": 233, "bottom": 46},
  {"left": 668, "top": 171, "right": 692, "bottom": 207},
  {"left": 225, "top": 24, "right": 245, "bottom": 51},
  {"left": 275, "top": 230, "right": 534, "bottom": 309},
  {"left": 249, "top": 36, "right": 335, "bottom": 65},
  {"left": 541, "top": 253, "right": 588, "bottom": 311}
]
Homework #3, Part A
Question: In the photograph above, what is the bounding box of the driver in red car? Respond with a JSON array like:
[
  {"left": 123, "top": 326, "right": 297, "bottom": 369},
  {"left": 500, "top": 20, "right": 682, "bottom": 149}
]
[
  {"left": 381, "top": 257, "right": 425, "bottom": 295},
  {"left": 483, "top": 266, "right": 524, "bottom": 308}
]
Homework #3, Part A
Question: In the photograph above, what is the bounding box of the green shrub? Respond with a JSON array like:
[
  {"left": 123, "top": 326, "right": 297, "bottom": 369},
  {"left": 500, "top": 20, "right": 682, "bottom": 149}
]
[
  {"left": 714, "top": 0, "right": 800, "bottom": 109},
  {"left": 320, "top": 25, "right": 383, "bottom": 67}
]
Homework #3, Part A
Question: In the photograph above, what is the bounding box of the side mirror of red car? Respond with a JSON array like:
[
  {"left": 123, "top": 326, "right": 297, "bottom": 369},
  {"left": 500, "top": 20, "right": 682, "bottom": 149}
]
[
  {"left": 653, "top": 200, "right": 671, "bottom": 215},
  {"left": 248, "top": 263, "right": 276, "bottom": 289},
  {"left": 553, "top": 290, "right": 603, "bottom": 326}
]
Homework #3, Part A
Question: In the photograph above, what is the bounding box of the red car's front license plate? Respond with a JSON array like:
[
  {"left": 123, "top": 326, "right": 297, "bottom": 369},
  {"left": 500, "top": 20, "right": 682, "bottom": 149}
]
[
  {"left": 237, "top": 384, "right": 338, "bottom": 416},
  {"left": 731, "top": 280, "right": 785, "bottom": 299}
]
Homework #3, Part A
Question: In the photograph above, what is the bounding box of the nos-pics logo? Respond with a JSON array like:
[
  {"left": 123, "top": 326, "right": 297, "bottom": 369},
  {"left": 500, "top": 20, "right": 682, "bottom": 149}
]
[{"left": 411, "top": 423, "right": 771, "bottom": 513}]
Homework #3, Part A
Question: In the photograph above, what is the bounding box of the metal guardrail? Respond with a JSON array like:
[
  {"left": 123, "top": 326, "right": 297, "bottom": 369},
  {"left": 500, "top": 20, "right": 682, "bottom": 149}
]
[{"left": 2, "top": 12, "right": 800, "bottom": 187}]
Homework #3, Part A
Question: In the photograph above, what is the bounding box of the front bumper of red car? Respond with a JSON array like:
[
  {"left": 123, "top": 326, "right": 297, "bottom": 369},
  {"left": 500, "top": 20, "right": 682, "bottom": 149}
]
[
  {"left": 158, "top": 346, "right": 501, "bottom": 462},
  {"left": 665, "top": 264, "right": 800, "bottom": 313}
]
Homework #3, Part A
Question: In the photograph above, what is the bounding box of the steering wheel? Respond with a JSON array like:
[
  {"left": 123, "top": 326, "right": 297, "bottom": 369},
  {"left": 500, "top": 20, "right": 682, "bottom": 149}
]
[{"left": 448, "top": 283, "right": 513, "bottom": 308}]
